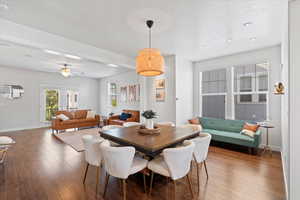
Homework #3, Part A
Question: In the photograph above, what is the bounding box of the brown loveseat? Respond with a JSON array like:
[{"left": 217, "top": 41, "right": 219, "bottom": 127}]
[
  {"left": 108, "top": 110, "right": 140, "bottom": 126},
  {"left": 51, "top": 110, "right": 100, "bottom": 133}
]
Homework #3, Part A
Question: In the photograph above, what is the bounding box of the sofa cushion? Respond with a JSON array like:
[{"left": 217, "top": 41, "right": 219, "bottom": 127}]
[
  {"left": 74, "top": 110, "right": 87, "bottom": 119},
  {"left": 203, "top": 128, "right": 256, "bottom": 147},
  {"left": 56, "top": 111, "right": 74, "bottom": 119},
  {"left": 200, "top": 117, "right": 244, "bottom": 133},
  {"left": 61, "top": 119, "right": 79, "bottom": 125}
]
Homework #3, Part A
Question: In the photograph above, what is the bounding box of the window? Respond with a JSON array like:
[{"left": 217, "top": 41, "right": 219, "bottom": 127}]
[
  {"left": 45, "top": 89, "right": 59, "bottom": 121},
  {"left": 233, "top": 63, "right": 269, "bottom": 121},
  {"left": 108, "top": 83, "right": 117, "bottom": 107},
  {"left": 200, "top": 69, "right": 227, "bottom": 119}
]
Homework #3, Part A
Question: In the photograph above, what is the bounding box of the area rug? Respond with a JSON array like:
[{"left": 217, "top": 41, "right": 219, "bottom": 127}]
[{"left": 53, "top": 128, "right": 102, "bottom": 152}]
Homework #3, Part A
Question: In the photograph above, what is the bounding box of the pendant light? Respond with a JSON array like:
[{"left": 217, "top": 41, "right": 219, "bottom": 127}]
[
  {"left": 60, "top": 64, "right": 71, "bottom": 77},
  {"left": 136, "top": 20, "right": 164, "bottom": 76}
]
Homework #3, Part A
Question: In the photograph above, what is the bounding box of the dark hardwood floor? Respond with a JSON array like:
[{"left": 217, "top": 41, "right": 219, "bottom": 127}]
[{"left": 0, "top": 128, "right": 286, "bottom": 200}]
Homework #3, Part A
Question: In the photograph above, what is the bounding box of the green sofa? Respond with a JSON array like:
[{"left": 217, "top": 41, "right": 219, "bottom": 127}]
[{"left": 199, "top": 117, "right": 262, "bottom": 152}]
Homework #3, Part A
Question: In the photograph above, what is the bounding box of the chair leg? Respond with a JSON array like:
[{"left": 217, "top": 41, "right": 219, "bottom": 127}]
[
  {"left": 143, "top": 173, "right": 147, "bottom": 193},
  {"left": 103, "top": 173, "right": 110, "bottom": 198},
  {"left": 173, "top": 180, "right": 176, "bottom": 200},
  {"left": 196, "top": 163, "right": 200, "bottom": 193},
  {"left": 186, "top": 175, "right": 194, "bottom": 199},
  {"left": 149, "top": 171, "right": 154, "bottom": 195},
  {"left": 122, "top": 179, "right": 127, "bottom": 200},
  {"left": 96, "top": 166, "right": 100, "bottom": 194},
  {"left": 203, "top": 160, "right": 209, "bottom": 179},
  {"left": 83, "top": 163, "right": 89, "bottom": 184}
]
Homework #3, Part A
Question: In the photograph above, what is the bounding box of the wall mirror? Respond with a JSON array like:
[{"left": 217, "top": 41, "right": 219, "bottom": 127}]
[{"left": 0, "top": 85, "right": 24, "bottom": 99}]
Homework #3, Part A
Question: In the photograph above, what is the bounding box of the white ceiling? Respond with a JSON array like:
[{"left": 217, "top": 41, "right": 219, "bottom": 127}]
[
  {"left": 0, "top": 40, "right": 130, "bottom": 78},
  {"left": 0, "top": 0, "right": 284, "bottom": 77}
]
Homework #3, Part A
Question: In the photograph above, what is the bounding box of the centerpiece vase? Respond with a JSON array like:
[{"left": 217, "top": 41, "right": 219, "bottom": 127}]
[{"left": 145, "top": 119, "right": 154, "bottom": 129}]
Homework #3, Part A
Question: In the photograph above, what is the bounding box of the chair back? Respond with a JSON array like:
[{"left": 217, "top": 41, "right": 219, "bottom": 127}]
[
  {"left": 82, "top": 135, "right": 104, "bottom": 166},
  {"left": 102, "top": 125, "right": 123, "bottom": 130},
  {"left": 100, "top": 141, "right": 135, "bottom": 179},
  {"left": 123, "top": 122, "right": 141, "bottom": 127},
  {"left": 156, "top": 122, "right": 175, "bottom": 127},
  {"left": 190, "top": 133, "right": 211, "bottom": 163},
  {"left": 163, "top": 140, "right": 195, "bottom": 180}
]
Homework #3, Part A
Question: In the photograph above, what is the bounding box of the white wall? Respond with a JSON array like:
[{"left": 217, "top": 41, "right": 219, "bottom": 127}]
[
  {"left": 193, "top": 46, "right": 282, "bottom": 151},
  {"left": 289, "top": 1, "right": 300, "bottom": 199},
  {"left": 0, "top": 66, "right": 99, "bottom": 132},
  {"left": 98, "top": 71, "right": 140, "bottom": 116},
  {"left": 176, "top": 57, "right": 194, "bottom": 125},
  {"left": 142, "top": 55, "right": 177, "bottom": 123},
  {"left": 281, "top": 0, "right": 289, "bottom": 197}
]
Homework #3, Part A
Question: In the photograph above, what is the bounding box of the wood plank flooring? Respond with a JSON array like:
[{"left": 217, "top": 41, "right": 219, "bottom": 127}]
[{"left": 0, "top": 128, "right": 286, "bottom": 200}]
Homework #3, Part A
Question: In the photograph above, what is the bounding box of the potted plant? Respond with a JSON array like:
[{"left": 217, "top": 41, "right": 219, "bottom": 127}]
[{"left": 142, "top": 110, "right": 157, "bottom": 129}]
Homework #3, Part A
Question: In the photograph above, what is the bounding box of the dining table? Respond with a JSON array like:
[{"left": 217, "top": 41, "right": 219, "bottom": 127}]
[{"left": 99, "top": 125, "right": 200, "bottom": 157}]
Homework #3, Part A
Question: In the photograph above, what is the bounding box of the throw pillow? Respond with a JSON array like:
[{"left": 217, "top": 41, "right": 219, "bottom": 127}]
[
  {"left": 188, "top": 117, "right": 200, "bottom": 125},
  {"left": 86, "top": 110, "right": 95, "bottom": 118},
  {"left": 119, "top": 113, "right": 131, "bottom": 120},
  {"left": 241, "top": 129, "right": 256, "bottom": 138},
  {"left": 57, "top": 114, "right": 69, "bottom": 121},
  {"left": 243, "top": 123, "right": 260, "bottom": 132}
]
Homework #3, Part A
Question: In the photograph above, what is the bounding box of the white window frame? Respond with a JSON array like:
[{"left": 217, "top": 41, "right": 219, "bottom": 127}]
[
  {"left": 199, "top": 70, "right": 227, "bottom": 118},
  {"left": 232, "top": 65, "right": 270, "bottom": 121},
  {"left": 236, "top": 72, "right": 268, "bottom": 104}
]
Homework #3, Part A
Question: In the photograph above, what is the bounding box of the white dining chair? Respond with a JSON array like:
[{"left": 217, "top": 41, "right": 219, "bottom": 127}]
[
  {"left": 156, "top": 121, "right": 175, "bottom": 127},
  {"left": 188, "top": 133, "right": 211, "bottom": 192},
  {"left": 148, "top": 140, "right": 195, "bottom": 199},
  {"left": 102, "top": 125, "right": 123, "bottom": 130},
  {"left": 100, "top": 140, "right": 148, "bottom": 200},
  {"left": 101, "top": 125, "right": 123, "bottom": 146},
  {"left": 0, "top": 136, "right": 15, "bottom": 164},
  {"left": 82, "top": 135, "right": 104, "bottom": 193},
  {"left": 123, "top": 122, "right": 141, "bottom": 127}
]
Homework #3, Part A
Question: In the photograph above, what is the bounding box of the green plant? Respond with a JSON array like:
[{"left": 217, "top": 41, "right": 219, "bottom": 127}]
[{"left": 142, "top": 110, "right": 157, "bottom": 119}]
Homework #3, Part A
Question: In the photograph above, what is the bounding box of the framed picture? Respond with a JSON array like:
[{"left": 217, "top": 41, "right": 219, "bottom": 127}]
[
  {"left": 136, "top": 84, "right": 140, "bottom": 101},
  {"left": 155, "top": 79, "right": 165, "bottom": 89},
  {"left": 128, "top": 85, "right": 137, "bottom": 102},
  {"left": 156, "top": 88, "right": 165, "bottom": 102},
  {"left": 120, "top": 86, "right": 127, "bottom": 102}
]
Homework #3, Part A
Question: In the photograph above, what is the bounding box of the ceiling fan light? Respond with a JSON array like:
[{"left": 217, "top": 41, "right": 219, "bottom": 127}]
[{"left": 61, "top": 67, "right": 71, "bottom": 77}]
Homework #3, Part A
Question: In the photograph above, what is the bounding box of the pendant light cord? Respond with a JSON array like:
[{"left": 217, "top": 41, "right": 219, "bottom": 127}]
[{"left": 149, "top": 27, "right": 151, "bottom": 49}]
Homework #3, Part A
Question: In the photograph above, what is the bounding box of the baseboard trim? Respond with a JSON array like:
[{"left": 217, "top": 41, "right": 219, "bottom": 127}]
[
  {"left": 281, "top": 151, "right": 289, "bottom": 200},
  {"left": 0, "top": 125, "right": 49, "bottom": 133},
  {"left": 259, "top": 144, "right": 281, "bottom": 152}
]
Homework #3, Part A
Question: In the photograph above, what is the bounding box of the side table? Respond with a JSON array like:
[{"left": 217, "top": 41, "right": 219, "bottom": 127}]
[{"left": 260, "top": 125, "right": 274, "bottom": 156}]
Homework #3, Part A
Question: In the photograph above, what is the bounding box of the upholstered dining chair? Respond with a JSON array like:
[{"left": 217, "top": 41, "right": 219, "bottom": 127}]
[
  {"left": 188, "top": 133, "right": 211, "bottom": 192},
  {"left": 102, "top": 125, "right": 123, "bottom": 130},
  {"left": 82, "top": 135, "right": 104, "bottom": 193},
  {"left": 148, "top": 140, "right": 195, "bottom": 199},
  {"left": 101, "top": 125, "right": 123, "bottom": 146},
  {"left": 100, "top": 140, "right": 148, "bottom": 200},
  {"left": 0, "top": 136, "right": 15, "bottom": 164},
  {"left": 123, "top": 122, "right": 141, "bottom": 127},
  {"left": 156, "top": 121, "right": 175, "bottom": 127}
]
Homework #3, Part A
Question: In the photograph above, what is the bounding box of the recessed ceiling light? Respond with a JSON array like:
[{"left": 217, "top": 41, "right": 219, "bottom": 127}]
[
  {"left": 226, "top": 39, "right": 232, "bottom": 43},
  {"left": 65, "top": 54, "right": 81, "bottom": 60},
  {"left": 250, "top": 37, "right": 257, "bottom": 41},
  {"left": 243, "top": 22, "right": 253, "bottom": 27},
  {"left": 107, "top": 64, "right": 118, "bottom": 67},
  {"left": 44, "top": 49, "right": 61, "bottom": 55}
]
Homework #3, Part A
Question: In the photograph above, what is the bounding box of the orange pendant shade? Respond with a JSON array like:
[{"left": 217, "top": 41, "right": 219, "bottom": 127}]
[{"left": 136, "top": 48, "right": 164, "bottom": 76}]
